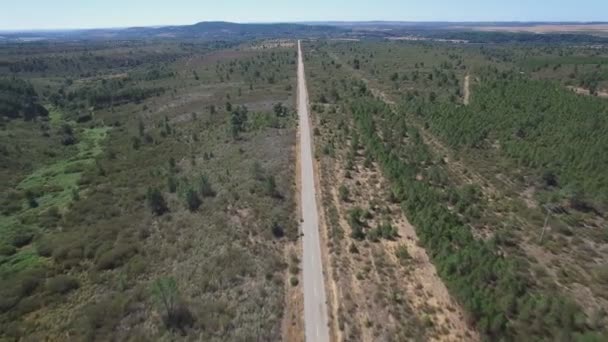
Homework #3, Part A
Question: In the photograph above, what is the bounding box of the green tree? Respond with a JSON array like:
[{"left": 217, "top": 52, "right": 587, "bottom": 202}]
[
  {"left": 339, "top": 185, "right": 350, "bottom": 202},
  {"left": 199, "top": 174, "right": 216, "bottom": 197},
  {"left": 151, "top": 277, "right": 193, "bottom": 331},
  {"left": 25, "top": 190, "right": 39, "bottom": 208},
  {"left": 185, "top": 189, "right": 201, "bottom": 211}
]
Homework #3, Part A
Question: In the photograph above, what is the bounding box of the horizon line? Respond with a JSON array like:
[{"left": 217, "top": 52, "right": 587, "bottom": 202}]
[{"left": 2, "top": 20, "right": 608, "bottom": 33}]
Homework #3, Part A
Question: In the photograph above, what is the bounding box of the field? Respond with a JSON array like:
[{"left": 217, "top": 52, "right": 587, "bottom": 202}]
[{"left": 0, "top": 39, "right": 301, "bottom": 340}]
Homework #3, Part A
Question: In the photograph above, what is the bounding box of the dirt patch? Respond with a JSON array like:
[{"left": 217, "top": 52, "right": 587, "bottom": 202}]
[
  {"left": 314, "top": 122, "right": 478, "bottom": 341},
  {"left": 248, "top": 40, "right": 296, "bottom": 50},
  {"left": 567, "top": 86, "right": 608, "bottom": 98},
  {"left": 463, "top": 75, "right": 471, "bottom": 105},
  {"left": 467, "top": 24, "right": 608, "bottom": 35}
]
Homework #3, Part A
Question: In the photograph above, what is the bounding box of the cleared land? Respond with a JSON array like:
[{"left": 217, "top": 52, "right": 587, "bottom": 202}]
[{"left": 468, "top": 24, "right": 608, "bottom": 35}]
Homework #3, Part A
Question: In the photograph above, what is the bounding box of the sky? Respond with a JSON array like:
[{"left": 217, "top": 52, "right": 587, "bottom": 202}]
[{"left": 1, "top": 0, "right": 608, "bottom": 31}]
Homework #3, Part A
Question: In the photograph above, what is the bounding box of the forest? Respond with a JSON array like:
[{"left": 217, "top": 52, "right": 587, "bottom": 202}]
[
  {"left": 0, "top": 78, "right": 48, "bottom": 120},
  {"left": 405, "top": 68, "right": 608, "bottom": 209},
  {"left": 350, "top": 89, "right": 603, "bottom": 341}
]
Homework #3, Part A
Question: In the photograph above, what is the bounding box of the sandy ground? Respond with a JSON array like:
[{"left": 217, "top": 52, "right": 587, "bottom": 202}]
[
  {"left": 567, "top": 86, "right": 608, "bottom": 98},
  {"left": 322, "top": 153, "right": 478, "bottom": 341},
  {"left": 463, "top": 75, "right": 471, "bottom": 105},
  {"left": 465, "top": 24, "right": 608, "bottom": 34}
]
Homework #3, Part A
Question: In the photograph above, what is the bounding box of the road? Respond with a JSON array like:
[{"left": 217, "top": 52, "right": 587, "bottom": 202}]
[{"left": 297, "top": 40, "right": 330, "bottom": 342}]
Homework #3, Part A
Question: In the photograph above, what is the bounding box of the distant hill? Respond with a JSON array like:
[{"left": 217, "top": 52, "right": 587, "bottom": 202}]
[
  {"left": 2, "top": 21, "right": 608, "bottom": 43},
  {"left": 0, "top": 21, "right": 346, "bottom": 42}
]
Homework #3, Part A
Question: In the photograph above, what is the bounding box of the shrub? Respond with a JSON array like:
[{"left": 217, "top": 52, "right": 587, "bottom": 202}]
[
  {"left": 348, "top": 208, "right": 365, "bottom": 240},
  {"left": 395, "top": 245, "right": 411, "bottom": 263},
  {"left": 46, "top": 275, "right": 79, "bottom": 295},
  {"left": 0, "top": 244, "right": 16, "bottom": 256},
  {"left": 19, "top": 269, "right": 45, "bottom": 297},
  {"left": 271, "top": 221, "right": 285, "bottom": 238},
  {"left": 96, "top": 244, "right": 137, "bottom": 270},
  {"left": 12, "top": 231, "right": 34, "bottom": 247},
  {"left": 377, "top": 222, "right": 397, "bottom": 240},
  {"left": 25, "top": 190, "right": 38, "bottom": 208},
  {"left": 146, "top": 188, "right": 168, "bottom": 215},
  {"left": 290, "top": 276, "right": 299, "bottom": 287}
]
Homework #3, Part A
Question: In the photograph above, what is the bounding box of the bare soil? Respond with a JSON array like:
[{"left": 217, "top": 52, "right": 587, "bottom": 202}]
[
  {"left": 315, "top": 124, "right": 477, "bottom": 341},
  {"left": 467, "top": 24, "right": 608, "bottom": 34},
  {"left": 463, "top": 75, "right": 471, "bottom": 105}
]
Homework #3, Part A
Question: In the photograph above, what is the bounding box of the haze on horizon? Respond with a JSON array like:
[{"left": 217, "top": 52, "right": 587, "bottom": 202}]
[{"left": 2, "top": 0, "right": 608, "bottom": 31}]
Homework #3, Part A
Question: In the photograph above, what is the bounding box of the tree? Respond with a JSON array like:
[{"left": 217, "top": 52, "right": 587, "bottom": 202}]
[
  {"left": 167, "top": 175, "right": 178, "bottom": 193},
  {"left": 230, "top": 105, "right": 248, "bottom": 139},
  {"left": 199, "top": 174, "right": 216, "bottom": 197},
  {"left": 348, "top": 207, "right": 365, "bottom": 240},
  {"left": 151, "top": 277, "right": 193, "bottom": 331},
  {"left": 147, "top": 188, "right": 168, "bottom": 215},
  {"left": 185, "top": 189, "right": 201, "bottom": 211},
  {"left": 273, "top": 102, "right": 288, "bottom": 117},
  {"left": 339, "top": 185, "right": 350, "bottom": 202}
]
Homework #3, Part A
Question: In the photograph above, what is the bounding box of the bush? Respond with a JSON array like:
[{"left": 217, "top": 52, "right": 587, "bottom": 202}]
[
  {"left": 0, "top": 244, "right": 16, "bottom": 256},
  {"left": 25, "top": 190, "right": 38, "bottom": 208},
  {"left": 290, "top": 276, "right": 299, "bottom": 286},
  {"left": 377, "top": 222, "right": 397, "bottom": 240},
  {"left": 12, "top": 231, "right": 34, "bottom": 247},
  {"left": 96, "top": 244, "right": 137, "bottom": 270},
  {"left": 46, "top": 275, "right": 79, "bottom": 295},
  {"left": 146, "top": 188, "right": 168, "bottom": 215},
  {"left": 36, "top": 237, "right": 54, "bottom": 257},
  {"left": 19, "top": 269, "right": 45, "bottom": 297},
  {"left": 271, "top": 221, "right": 285, "bottom": 238}
]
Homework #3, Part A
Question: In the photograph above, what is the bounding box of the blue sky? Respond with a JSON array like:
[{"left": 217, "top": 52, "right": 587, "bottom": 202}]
[{"left": 2, "top": 0, "right": 608, "bottom": 30}]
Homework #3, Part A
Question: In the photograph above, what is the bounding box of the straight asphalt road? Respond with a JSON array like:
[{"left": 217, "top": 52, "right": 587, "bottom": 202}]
[{"left": 297, "top": 40, "right": 330, "bottom": 342}]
